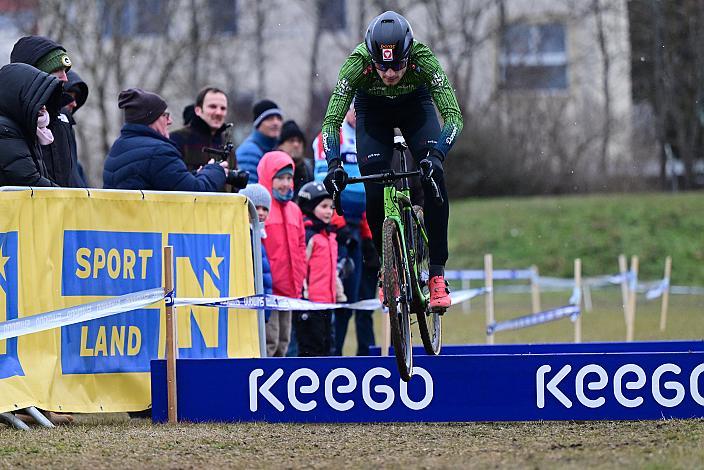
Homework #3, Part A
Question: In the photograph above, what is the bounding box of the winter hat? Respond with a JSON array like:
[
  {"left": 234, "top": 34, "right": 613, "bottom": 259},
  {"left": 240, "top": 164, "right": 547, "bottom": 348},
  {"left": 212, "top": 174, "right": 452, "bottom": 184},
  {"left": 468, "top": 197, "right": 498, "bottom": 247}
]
[
  {"left": 118, "top": 88, "right": 168, "bottom": 125},
  {"left": 239, "top": 183, "right": 271, "bottom": 211},
  {"left": 35, "top": 48, "right": 72, "bottom": 74},
  {"left": 278, "top": 120, "right": 305, "bottom": 145},
  {"left": 11, "top": 36, "right": 71, "bottom": 73},
  {"left": 274, "top": 166, "right": 294, "bottom": 178},
  {"left": 252, "top": 99, "right": 282, "bottom": 128}
]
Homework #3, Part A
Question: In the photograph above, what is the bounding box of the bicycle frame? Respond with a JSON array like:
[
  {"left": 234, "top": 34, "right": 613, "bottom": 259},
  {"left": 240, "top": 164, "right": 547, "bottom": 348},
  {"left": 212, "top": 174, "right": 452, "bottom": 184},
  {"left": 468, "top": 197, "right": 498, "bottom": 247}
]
[{"left": 382, "top": 156, "right": 431, "bottom": 310}]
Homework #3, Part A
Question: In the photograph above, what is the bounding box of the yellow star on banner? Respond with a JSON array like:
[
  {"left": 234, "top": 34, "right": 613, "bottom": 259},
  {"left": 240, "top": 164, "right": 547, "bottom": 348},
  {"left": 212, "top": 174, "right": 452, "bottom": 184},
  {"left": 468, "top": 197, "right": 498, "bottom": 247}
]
[
  {"left": 0, "top": 244, "right": 9, "bottom": 279},
  {"left": 205, "top": 245, "right": 224, "bottom": 280}
]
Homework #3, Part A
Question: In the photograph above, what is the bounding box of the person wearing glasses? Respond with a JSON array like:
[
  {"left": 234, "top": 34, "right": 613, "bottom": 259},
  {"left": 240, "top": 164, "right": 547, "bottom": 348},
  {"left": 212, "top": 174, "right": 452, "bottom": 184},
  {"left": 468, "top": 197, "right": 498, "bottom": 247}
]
[
  {"left": 321, "top": 11, "right": 463, "bottom": 310},
  {"left": 103, "top": 88, "right": 227, "bottom": 192}
]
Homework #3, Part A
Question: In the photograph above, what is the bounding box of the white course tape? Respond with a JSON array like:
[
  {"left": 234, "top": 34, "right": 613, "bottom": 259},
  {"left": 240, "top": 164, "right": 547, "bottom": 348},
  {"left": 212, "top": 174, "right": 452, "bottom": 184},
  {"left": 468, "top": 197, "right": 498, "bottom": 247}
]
[
  {"left": 174, "top": 288, "right": 487, "bottom": 312},
  {"left": 645, "top": 277, "right": 670, "bottom": 301},
  {"left": 445, "top": 269, "right": 534, "bottom": 281},
  {"left": 0, "top": 287, "right": 166, "bottom": 341},
  {"left": 487, "top": 304, "right": 580, "bottom": 335}
]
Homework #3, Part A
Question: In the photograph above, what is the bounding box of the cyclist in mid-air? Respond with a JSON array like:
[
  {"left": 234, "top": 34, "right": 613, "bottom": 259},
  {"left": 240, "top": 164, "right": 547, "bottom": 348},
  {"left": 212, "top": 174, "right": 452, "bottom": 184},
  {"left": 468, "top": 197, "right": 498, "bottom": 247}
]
[{"left": 321, "top": 10, "right": 463, "bottom": 311}]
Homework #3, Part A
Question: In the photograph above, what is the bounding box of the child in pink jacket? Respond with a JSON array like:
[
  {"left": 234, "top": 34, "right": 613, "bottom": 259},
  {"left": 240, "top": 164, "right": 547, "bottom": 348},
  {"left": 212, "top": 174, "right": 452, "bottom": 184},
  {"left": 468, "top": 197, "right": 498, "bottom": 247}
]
[{"left": 257, "top": 151, "right": 307, "bottom": 357}]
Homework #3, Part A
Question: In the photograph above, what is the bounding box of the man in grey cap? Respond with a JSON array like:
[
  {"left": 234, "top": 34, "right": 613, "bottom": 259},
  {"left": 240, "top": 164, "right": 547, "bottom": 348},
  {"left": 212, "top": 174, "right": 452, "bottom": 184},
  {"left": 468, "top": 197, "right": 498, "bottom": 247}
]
[{"left": 103, "top": 88, "right": 227, "bottom": 192}]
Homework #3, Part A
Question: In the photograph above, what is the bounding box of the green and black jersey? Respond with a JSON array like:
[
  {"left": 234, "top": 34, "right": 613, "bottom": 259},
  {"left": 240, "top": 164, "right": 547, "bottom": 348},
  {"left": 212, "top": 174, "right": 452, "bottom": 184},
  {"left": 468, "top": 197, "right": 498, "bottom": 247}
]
[{"left": 321, "top": 41, "right": 463, "bottom": 164}]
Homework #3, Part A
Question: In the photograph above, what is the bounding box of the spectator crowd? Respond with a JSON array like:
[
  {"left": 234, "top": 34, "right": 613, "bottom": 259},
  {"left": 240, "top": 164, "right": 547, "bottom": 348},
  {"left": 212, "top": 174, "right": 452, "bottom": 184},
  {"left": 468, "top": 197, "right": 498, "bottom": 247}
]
[{"left": 0, "top": 35, "right": 380, "bottom": 357}]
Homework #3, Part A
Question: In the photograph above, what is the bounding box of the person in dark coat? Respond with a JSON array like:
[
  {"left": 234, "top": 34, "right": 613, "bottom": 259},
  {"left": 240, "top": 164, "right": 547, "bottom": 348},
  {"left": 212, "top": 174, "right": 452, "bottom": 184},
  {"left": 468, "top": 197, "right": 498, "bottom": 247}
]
[
  {"left": 61, "top": 70, "right": 89, "bottom": 187},
  {"left": 0, "top": 63, "right": 62, "bottom": 187},
  {"left": 103, "top": 88, "right": 227, "bottom": 191},
  {"left": 170, "top": 86, "right": 232, "bottom": 172},
  {"left": 10, "top": 35, "right": 83, "bottom": 187},
  {"left": 235, "top": 99, "right": 283, "bottom": 184},
  {"left": 277, "top": 120, "right": 313, "bottom": 199}
]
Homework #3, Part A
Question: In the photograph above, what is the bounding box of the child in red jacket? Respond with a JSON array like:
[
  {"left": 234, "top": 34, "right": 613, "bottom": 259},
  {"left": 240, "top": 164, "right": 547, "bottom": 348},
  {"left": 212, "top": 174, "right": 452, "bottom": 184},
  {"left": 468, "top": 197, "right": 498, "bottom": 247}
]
[
  {"left": 257, "top": 151, "right": 306, "bottom": 357},
  {"left": 295, "top": 181, "right": 346, "bottom": 356}
]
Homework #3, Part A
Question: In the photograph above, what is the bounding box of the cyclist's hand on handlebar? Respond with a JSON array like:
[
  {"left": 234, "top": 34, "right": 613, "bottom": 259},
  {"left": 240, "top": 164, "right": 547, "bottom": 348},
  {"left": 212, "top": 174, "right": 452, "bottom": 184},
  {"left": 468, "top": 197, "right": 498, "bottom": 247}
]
[
  {"left": 420, "top": 149, "right": 445, "bottom": 206},
  {"left": 323, "top": 161, "right": 349, "bottom": 195},
  {"left": 419, "top": 148, "right": 445, "bottom": 180}
]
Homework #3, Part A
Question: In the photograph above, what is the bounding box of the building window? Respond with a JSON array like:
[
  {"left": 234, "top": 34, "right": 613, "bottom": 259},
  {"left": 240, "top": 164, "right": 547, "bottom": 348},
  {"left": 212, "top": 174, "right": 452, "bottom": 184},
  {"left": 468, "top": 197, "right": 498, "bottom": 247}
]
[
  {"left": 320, "top": 0, "right": 346, "bottom": 32},
  {"left": 100, "top": 0, "right": 168, "bottom": 37},
  {"left": 500, "top": 22, "right": 568, "bottom": 91},
  {"left": 209, "top": 0, "right": 238, "bottom": 35}
]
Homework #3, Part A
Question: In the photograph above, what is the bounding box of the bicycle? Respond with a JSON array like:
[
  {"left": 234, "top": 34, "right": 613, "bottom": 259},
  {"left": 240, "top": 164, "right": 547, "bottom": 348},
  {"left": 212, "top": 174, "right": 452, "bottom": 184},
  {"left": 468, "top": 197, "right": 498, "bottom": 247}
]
[{"left": 331, "top": 136, "right": 444, "bottom": 382}]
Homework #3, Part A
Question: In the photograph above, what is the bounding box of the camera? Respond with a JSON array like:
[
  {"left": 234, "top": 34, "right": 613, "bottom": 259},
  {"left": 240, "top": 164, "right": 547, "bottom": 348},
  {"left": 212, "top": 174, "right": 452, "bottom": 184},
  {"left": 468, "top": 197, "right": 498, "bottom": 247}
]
[{"left": 225, "top": 169, "right": 250, "bottom": 190}]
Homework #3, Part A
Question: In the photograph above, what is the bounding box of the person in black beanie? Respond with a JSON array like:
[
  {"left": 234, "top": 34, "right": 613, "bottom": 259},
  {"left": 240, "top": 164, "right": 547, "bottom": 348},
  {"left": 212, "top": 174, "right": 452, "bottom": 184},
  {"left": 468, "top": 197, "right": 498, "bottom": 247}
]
[
  {"left": 277, "top": 120, "right": 313, "bottom": 199},
  {"left": 61, "top": 70, "right": 89, "bottom": 186},
  {"left": 235, "top": 99, "right": 283, "bottom": 183},
  {"left": 103, "top": 88, "right": 227, "bottom": 192},
  {"left": 10, "top": 35, "right": 84, "bottom": 187}
]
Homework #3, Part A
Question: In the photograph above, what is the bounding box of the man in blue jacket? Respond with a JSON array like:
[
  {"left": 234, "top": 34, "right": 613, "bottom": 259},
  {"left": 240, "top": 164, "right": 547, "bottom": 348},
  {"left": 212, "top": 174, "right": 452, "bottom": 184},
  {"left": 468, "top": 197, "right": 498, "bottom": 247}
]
[
  {"left": 235, "top": 99, "right": 282, "bottom": 184},
  {"left": 103, "top": 88, "right": 227, "bottom": 191}
]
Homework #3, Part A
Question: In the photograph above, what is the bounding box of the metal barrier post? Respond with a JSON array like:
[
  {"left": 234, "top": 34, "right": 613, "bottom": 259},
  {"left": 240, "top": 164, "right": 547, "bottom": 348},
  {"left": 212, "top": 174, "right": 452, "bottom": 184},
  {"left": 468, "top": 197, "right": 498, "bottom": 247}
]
[{"left": 247, "top": 200, "right": 267, "bottom": 358}]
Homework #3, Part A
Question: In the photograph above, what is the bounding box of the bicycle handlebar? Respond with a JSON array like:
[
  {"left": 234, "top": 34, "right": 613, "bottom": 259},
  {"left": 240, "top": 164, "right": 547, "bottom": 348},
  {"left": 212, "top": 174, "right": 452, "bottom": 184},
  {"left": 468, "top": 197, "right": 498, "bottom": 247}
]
[{"left": 332, "top": 169, "right": 444, "bottom": 216}]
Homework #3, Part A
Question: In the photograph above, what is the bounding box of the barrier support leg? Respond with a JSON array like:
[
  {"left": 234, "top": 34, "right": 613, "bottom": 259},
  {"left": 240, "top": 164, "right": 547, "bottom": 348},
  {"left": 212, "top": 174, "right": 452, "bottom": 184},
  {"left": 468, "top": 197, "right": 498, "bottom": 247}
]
[
  {"left": 659, "top": 256, "right": 672, "bottom": 332},
  {"left": 626, "top": 256, "right": 639, "bottom": 342},
  {"left": 164, "top": 246, "right": 178, "bottom": 423},
  {"left": 485, "top": 254, "right": 494, "bottom": 345},
  {"left": 0, "top": 412, "right": 29, "bottom": 431},
  {"left": 530, "top": 265, "right": 541, "bottom": 313},
  {"left": 618, "top": 254, "right": 629, "bottom": 328},
  {"left": 574, "top": 259, "right": 582, "bottom": 343}
]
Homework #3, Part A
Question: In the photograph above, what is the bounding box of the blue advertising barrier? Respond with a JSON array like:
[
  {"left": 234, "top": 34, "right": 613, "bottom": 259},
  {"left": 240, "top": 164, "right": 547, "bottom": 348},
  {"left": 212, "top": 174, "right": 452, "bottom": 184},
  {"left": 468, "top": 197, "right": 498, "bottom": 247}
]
[
  {"left": 152, "top": 342, "right": 704, "bottom": 423},
  {"left": 369, "top": 340, "right": 704, "bottom": 356}
]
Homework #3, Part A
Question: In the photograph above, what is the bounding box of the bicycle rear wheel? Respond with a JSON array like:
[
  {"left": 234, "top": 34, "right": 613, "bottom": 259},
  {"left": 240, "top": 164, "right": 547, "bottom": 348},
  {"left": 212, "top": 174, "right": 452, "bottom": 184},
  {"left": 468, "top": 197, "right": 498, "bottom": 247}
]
[
  {"left": 382, "top": 218, "right": 413, "bottom": 382},
  {"left": 411, "top": 206, "right": 442, "bottom": 356}
]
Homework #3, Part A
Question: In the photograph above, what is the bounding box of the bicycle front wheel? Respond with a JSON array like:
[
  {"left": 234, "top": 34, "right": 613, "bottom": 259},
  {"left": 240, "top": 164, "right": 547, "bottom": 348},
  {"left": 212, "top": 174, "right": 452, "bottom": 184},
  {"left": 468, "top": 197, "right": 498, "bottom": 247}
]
[
  {"left": 411, "top": 206, "right": 442, "bottom": 356},
  {"left": 382, "top": 218, "right": 413, "bottom": 382}
]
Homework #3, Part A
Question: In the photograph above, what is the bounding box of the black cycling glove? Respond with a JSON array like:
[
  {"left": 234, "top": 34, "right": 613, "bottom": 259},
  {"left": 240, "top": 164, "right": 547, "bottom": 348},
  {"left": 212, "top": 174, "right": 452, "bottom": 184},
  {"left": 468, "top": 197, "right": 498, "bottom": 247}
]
[
  {"left": 323, "top": 159, "right": 349, "bottom": 195},
  {"left": 419, "top": 148, "right": 444, "bottom": 181}
]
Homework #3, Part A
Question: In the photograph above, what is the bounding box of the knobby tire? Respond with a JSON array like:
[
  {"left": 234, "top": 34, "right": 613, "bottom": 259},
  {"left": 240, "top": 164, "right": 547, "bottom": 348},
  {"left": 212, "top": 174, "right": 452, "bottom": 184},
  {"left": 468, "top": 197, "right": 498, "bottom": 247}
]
[{"left": 382, "top": 218, "right": 413, "bottom": 382}]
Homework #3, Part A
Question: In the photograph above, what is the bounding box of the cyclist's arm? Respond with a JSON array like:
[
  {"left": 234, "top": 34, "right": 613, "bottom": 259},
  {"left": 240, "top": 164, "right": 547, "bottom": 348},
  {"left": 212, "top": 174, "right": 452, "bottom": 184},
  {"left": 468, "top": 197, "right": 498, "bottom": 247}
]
[
  {"left": 413, "top": 44, "right": 464, "bottom": 157},
  {"left": 321, "top": 49, "right": 367, "bottom": 166}
]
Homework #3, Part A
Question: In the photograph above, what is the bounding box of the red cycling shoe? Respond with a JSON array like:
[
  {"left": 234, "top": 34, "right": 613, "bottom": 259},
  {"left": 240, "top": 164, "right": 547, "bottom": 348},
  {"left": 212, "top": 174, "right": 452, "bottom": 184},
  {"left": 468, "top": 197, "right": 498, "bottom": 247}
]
[{"left": 428, "top": 275, "right": 451, "bottom": 310}]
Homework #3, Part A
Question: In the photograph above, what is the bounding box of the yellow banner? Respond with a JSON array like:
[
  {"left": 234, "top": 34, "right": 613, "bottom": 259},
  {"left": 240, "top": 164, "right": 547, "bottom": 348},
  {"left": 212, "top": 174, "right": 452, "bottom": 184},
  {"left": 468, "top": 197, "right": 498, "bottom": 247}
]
[{"left": 0, "top": 189, "right": 257, "bottom": 413}]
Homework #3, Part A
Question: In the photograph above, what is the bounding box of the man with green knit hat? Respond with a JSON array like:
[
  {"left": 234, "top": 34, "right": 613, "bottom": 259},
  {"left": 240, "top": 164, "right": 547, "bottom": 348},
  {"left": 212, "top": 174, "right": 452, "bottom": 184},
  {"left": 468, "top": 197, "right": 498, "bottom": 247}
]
[{"left": 10, "top": 36, "right": 85, "bottom": 187}]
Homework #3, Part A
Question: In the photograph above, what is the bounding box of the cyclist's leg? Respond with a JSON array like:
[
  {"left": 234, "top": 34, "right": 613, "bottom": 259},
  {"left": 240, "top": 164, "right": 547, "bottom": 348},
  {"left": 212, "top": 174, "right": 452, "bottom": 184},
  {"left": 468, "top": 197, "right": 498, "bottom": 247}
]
[
  {"left": 398, "top": 90, "right": 449, "bottom": 271},
  {"left": 354, "top": 94, "right": 395, "bottom": 257}
]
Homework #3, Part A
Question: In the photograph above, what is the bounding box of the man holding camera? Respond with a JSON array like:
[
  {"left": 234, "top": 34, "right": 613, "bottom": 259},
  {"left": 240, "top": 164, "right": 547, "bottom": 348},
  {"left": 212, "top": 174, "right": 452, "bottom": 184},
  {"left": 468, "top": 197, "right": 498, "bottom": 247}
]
[
  {"left": 171, "top": 86, "right": 231, "bottom": 171},
  {"left": 103, "top": 88, "right": 227, "bottom": 192}
]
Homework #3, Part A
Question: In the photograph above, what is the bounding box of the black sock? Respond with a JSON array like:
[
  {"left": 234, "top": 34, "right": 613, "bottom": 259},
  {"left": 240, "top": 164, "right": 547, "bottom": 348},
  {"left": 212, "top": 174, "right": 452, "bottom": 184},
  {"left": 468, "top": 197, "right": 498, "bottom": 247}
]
[{"left": 429, "top": 265, "right": 444, "bottom": 278}]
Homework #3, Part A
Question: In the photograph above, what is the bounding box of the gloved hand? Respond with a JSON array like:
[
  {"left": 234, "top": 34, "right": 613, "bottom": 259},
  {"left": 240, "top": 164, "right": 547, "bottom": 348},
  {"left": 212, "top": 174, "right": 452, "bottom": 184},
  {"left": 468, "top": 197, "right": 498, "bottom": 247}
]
[
  {"left": 323, "top": 159, "right": 348, "bottom": 195},
  {"left": 419, "top": 148, "right": 444, "bottom": 181}
]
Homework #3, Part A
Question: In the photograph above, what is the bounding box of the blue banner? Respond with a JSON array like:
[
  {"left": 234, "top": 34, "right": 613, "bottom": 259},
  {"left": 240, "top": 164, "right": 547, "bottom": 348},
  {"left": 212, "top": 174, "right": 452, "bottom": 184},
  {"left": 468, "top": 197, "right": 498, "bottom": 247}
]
[
  {"left": 62, "top": 230, "right": 162, "bottom": 296},
  {"left": 0, "top": 232, "right": 23, "bottom": 379},
  {"left": 152, "top": 346, "right": 704, "bottom": 422}
]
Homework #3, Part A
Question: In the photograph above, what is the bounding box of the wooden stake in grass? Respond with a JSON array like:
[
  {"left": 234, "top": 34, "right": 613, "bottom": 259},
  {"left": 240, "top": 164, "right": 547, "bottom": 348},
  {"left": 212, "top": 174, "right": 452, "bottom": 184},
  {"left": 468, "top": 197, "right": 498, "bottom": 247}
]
[
  {"left": 164, "top": 246, "right": 178, "bottom": 424},
  {"left": 618, "top": 254, "right": 629, "bottom": 328},
  {"left": 485, "top": 254, "right": 494, "bottom": 345},
  {"left": 530, "top": 265, "right": 541, "bottom": 314},
  {"left": 659, "top": 256, "right": 672, "bottom": 332},
  {"left": 462, "top": 276, "right": 471, "bottom": 314},
  {"left": 626, "top": 255, "right": 639, "bottom": 342},
  {"left": 574, "top": 258, "right": 582, "bottom": 343}
]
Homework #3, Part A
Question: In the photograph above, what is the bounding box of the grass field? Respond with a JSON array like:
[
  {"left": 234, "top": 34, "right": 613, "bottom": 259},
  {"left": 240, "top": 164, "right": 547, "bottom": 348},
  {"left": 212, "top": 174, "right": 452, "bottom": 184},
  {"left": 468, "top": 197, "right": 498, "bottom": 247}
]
[{"left": 2, "top": 192, "right": 704, "bottom": 468}]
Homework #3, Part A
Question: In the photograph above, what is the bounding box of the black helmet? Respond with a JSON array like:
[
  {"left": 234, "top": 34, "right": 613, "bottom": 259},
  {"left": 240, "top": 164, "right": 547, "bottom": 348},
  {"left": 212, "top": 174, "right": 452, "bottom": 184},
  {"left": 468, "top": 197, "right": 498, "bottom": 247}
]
[
  {"left": 365, "top": 11, "right": 413, "bottom": 69},
  {"left": 298, "top": 181, "right": 331, "bottom": 215}
]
